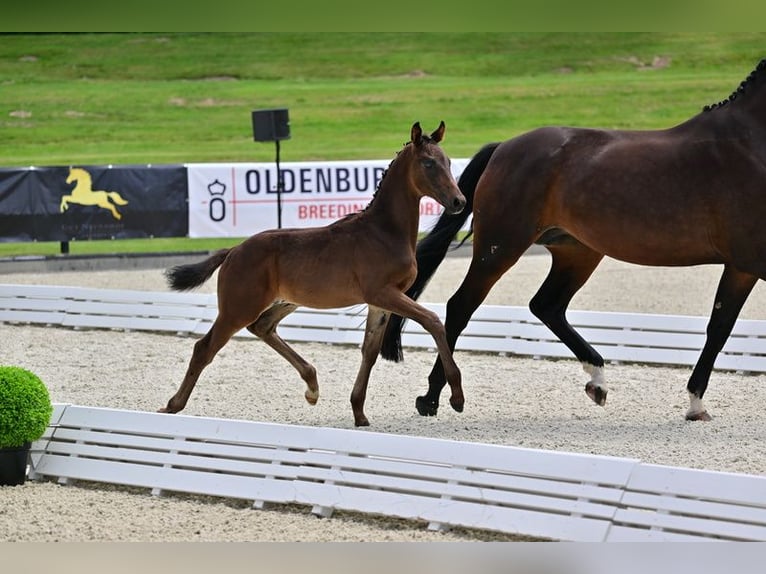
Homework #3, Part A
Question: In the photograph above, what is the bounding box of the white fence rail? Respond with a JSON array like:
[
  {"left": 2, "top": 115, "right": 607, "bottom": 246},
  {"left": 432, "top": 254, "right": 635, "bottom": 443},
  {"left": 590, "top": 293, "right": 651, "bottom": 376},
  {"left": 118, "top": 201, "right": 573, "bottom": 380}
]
[
  {"left": 3, "top": 283, "right": 766, "bottom": 372},
  {"left": 29, "top": 404, "right": 766, "bottom": 541},
  {"left": 7, "top": 285, "right": 766, "bottom": 540}
]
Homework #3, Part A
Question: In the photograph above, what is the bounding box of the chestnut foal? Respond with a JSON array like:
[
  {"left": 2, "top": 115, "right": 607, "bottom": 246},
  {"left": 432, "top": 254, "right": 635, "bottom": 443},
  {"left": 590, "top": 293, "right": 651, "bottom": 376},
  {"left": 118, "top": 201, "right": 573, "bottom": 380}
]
[{"left": 161, "top": 122, "right": 466, "bottom": 426}]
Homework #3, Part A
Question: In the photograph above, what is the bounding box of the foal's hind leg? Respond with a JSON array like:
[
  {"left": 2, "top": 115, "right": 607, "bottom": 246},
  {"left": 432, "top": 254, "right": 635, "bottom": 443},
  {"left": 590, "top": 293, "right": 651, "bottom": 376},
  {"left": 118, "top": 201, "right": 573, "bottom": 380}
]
[
  {"left": 685, "top": 265, "right": 757, "bottom": 421},
  {"left": 528, "top": 243, "right": 606, "bottom": 406},
  {"left": 349, "top": 306, "right": 389, "bottom": 427},
  {"left": 160, "top": 318, "right": 241, "bottom": 413},
  {"left": 247, "top": 302, "right": 320, "bottom": 405}
]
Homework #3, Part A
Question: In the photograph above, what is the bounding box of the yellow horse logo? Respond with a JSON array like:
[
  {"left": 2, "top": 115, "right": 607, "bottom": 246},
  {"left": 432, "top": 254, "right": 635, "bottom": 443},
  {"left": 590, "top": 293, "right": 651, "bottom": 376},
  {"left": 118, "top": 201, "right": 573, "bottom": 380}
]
[{"left": 61, "top": 167, "right": 129, "bottom": 220}]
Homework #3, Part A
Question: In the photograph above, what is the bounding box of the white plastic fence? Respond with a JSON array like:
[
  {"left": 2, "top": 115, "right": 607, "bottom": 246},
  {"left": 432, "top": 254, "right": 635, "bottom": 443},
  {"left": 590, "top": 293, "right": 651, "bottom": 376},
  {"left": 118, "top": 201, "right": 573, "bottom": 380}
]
[
  {"left": 5, "top": 284, "right": 766, "bottom": 540},
  {"left": 3, "top": 283, "right": 766, "bottom": 373},
  {"left": 29, "top": 403, "right": 766, "bottom": 541}
]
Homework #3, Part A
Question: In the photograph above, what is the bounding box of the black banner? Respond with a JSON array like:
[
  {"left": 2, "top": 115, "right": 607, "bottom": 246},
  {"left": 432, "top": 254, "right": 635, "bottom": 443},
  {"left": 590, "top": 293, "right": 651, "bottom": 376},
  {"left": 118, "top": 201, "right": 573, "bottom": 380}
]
[{"left": 0, "top": 165, "right": 188, "bottom": 242}]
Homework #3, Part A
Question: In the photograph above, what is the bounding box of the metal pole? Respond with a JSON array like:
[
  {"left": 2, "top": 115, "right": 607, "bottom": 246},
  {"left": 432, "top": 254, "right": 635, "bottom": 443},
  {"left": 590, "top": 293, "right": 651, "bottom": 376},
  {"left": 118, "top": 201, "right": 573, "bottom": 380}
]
[{"left": 276, "top": 139, "right": 283, "bottom": 229}]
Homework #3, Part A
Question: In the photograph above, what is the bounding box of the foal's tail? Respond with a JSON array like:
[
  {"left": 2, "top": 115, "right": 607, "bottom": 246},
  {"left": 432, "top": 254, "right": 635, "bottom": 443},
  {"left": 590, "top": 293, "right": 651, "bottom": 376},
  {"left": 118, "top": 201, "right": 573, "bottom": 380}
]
[
  {"left": 165, "top": 248, "right": 231, "bottom": 291},
  {"left": 380, "top": 141, "right": 500, "bottom": 362}
]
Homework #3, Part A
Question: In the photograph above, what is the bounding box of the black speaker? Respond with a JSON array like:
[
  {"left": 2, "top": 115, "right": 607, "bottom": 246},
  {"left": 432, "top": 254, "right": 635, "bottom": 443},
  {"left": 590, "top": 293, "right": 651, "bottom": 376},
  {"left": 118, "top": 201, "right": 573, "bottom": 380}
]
[{"left": 252, "top": 108, "right": 290, "bottom": 142}]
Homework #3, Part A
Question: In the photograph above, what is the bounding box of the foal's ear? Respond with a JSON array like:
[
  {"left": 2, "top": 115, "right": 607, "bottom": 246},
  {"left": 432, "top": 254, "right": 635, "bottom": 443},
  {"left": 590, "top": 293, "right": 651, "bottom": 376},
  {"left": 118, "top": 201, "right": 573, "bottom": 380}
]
[
  {"left": 430, "top": 121, "right": 445, "bottom": 143},
  {"left": 411, "top": 122, "right": 423, "bottom": 145}
]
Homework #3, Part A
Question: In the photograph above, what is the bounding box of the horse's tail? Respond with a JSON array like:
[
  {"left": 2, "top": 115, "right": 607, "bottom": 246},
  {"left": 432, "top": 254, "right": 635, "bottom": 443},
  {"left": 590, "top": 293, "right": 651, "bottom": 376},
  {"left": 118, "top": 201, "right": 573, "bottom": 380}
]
[
  {"left": 380, "top": 141, "right": 500, "bottom": 362},
  {"left": 165, "top": 248, "right": 230, "bottom": 292},
  {"left": 107, "top": 191, "right": 129, "bottom": 205}
]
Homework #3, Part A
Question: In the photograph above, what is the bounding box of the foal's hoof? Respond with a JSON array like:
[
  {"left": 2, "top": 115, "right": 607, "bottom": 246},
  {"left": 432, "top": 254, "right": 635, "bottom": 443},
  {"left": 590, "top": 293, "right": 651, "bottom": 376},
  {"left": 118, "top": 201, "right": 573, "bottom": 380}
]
[
  {"left": 685, "top": 410, "right": 712, "bottom": 422},
  {"left": 416, "top": 395, "right": 439, "bottom": 417},
  {"left": 585, "top": 382, "right": 607, "bottom": 406},
  {"left": 354, "top": 416, "right": 370, "bottom": 427},
  {"left": 449, "top": 397, "right": 464, "bottom": 413},
  {"left": 304, "top": 389, "right": 319, "bottom": 405}
]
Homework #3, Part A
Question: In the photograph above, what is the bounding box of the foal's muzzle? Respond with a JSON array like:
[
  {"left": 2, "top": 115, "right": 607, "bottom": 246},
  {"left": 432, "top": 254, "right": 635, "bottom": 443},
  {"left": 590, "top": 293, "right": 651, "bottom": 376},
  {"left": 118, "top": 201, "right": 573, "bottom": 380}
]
[{"left": 446, "top": 195, "right": 466, "bottom": 214}]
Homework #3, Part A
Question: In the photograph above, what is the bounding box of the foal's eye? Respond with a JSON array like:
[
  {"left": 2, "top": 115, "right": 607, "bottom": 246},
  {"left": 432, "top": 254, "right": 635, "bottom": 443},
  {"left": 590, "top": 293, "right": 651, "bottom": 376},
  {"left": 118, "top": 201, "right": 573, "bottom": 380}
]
[{"left": 422, "top": 159, "right": 435, "bottom": 169}]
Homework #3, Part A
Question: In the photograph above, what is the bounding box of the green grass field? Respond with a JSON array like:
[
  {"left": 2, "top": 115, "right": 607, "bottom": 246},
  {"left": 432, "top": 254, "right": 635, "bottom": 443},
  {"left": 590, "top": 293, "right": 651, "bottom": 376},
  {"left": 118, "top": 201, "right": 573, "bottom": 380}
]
[{"left": 2, "top": 32, "right": 764, "bottom": 257}]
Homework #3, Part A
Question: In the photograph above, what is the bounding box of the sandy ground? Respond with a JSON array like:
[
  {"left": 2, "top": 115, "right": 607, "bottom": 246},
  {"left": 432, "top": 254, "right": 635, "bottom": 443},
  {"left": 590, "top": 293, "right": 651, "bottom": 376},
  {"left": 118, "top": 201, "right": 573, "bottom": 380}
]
[{"left": 2, "top": 251, "right": 766, "bottom": 541}]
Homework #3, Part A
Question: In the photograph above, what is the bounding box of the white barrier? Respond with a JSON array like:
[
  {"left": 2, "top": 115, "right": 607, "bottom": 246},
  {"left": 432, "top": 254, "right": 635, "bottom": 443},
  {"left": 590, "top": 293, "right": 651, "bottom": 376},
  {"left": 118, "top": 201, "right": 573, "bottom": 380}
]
[
  {"left": 29, "top": 403, "right": 766, "bottom": 541},
  {"left": 3, "top": 283, "right": 766, "bottom": 373},
  {"left": 6, "top": 284, "right": 766, "bottom": 540}
]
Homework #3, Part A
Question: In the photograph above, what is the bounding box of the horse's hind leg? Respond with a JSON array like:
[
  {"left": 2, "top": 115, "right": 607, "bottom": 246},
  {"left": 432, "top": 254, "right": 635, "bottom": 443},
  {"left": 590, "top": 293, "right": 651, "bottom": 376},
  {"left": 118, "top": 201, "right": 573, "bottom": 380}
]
[
  {"left": 103, "top": 201, "right": 121, "bottom": 220},
  {"left": 350, "top": 306, "right": 389, "bottom": 427},
  {"left": 528, "top": 243, "right": 606, "bottom": 405},
  {"left": 160, "top": 318, "right": 240, "bottom": 413},
  {"left": 685, "top": 265, "right": 757, "bottom": 421},
  {"left": 247, "top": 302, "right": 320, "bottom": 405}
]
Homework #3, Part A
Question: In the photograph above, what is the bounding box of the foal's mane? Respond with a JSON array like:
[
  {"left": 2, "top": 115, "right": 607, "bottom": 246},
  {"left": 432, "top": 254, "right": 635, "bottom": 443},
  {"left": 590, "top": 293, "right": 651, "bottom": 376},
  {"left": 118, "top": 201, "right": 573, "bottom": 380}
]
[
  {"left": 703, "top": 58, "right": 766, "bottom": 112},
  {"left": 339, "top": 134, "right": 435, "bottom": 221}
]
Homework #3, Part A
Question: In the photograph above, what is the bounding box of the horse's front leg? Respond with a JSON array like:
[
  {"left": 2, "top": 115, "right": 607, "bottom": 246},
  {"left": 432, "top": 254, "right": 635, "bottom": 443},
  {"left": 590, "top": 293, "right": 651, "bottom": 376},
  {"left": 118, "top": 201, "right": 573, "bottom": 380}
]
[
  {"left": 686, "top": 265, "right": 757, "bottom": 421},
  {"left": 349, "top": 306, "right": 389, "bottom": 427},
  {"left": 60, "top": 196, "right": 69, "bottom": 212}
]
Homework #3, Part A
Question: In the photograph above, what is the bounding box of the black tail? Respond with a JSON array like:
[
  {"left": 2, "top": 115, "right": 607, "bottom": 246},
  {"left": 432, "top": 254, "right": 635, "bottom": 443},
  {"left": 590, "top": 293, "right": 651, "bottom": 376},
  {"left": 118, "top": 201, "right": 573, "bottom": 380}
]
[
  {"left": 164, "top": 248, "right": 231, "bottom": 291},
  {"left": 380, "top": 141, "right": 500, "bottom": 362}
]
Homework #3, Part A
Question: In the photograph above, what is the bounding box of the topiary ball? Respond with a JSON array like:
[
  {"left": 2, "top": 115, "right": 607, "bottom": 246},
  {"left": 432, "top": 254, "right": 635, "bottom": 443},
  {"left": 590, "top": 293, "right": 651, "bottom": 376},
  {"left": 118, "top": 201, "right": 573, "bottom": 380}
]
[{"left": 0, "top": 366, "right": 53, "bottom": 449}]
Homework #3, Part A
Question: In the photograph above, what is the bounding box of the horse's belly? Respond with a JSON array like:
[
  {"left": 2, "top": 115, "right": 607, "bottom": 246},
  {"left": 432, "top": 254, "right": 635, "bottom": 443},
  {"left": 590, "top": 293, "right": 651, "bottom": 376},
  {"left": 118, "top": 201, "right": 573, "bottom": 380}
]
[
  {"left": 279, "top": 284, "right": 363, "bottom": 309},
  {"left": 556, "top": 202, "right": 722, "bottom": 266},
  {"left": 598, "top": 235, "right": 722, "bottom": 267}
]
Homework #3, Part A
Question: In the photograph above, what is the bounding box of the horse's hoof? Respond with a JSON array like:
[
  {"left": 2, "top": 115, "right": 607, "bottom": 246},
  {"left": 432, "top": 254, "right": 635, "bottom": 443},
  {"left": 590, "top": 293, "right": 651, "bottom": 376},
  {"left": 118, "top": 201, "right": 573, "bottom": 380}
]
[
  {"left": 304, "top": 389, "right": 319, "bottom": 405},
  {"left": 415, "top": 395, "right": 439, "bottom": 417},
  {"left": 354, "top": 416, "right": 370, "bottom": 427},
  {"left": 585, "top": 382, "right": 607, "bottom": 406},
  {"left": 685, "top": 410, "right": 712, "bottom": 422},
  {"left": 449, "top": 397, "right": 464, "bottom": 413}
]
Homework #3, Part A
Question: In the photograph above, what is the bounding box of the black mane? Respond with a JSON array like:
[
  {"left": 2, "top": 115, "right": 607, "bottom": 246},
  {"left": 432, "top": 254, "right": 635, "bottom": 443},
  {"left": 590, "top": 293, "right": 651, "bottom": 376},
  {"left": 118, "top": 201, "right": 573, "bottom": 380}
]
[{"left": 703, "top": 58, "right": 766, "bottom": 112}]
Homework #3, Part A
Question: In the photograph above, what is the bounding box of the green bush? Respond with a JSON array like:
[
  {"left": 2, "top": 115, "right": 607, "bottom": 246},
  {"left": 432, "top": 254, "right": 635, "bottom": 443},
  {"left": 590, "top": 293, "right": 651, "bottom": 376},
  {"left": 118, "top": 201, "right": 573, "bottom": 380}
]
[{"left": 0, "top": 366, "right": 53, "bottom": 449}]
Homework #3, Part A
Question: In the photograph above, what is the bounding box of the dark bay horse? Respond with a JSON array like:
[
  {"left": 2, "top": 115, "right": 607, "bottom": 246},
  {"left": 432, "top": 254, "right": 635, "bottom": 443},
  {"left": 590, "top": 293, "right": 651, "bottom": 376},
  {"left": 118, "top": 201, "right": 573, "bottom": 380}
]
[
  {"left": 381, "top": 59, "right": 766, "bottom": 422},
  {"left": 161, "top": 122, "right": 466, "bottom": 426}
]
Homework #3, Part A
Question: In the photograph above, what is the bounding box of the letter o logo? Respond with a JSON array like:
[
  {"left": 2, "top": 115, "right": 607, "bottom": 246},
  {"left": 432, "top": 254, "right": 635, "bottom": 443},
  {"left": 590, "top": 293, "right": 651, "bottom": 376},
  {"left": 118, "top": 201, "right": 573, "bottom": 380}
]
[{"left": 209, "top": 197, "right": 226, "bottom": 222}]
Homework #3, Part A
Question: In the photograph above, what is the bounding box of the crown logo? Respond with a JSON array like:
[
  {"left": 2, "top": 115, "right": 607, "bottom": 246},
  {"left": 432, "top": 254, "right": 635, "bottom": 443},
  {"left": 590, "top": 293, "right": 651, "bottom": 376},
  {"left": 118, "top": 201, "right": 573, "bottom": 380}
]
[{"left": 207, "top": 179, "right": 226, "bottom": 197}]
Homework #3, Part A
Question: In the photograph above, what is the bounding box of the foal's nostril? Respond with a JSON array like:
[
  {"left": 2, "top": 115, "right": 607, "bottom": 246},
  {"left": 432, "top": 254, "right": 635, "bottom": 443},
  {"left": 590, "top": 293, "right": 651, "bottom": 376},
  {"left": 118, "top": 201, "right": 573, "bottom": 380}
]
[{"left": 452, "top": 196, "right": 466, "bottom": 213}]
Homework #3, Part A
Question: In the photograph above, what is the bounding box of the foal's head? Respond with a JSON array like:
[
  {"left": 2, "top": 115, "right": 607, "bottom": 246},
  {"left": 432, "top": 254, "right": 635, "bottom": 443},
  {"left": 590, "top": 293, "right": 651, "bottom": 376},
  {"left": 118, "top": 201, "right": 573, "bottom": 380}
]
[{"left": 405, "top": 121, "right": 466, "bottom": 214}]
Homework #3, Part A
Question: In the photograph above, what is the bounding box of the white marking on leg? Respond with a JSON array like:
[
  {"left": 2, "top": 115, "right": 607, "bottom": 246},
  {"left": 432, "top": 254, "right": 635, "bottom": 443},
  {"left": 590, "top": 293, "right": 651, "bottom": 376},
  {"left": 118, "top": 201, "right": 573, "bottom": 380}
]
[
  {"left": 582, "top": 363, "right": 607, "bottom": 393},
  {"left": 687, "top": 392, "right": 706, "bottom": 417}
]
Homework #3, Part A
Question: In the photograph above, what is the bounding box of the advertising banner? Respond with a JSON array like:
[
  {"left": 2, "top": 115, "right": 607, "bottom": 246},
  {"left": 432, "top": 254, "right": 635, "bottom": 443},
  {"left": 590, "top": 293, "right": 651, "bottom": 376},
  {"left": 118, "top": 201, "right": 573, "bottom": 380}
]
[
  {"left": 0, "top": 165, "right": 188, "bottom": 242},
  {"left": 187, "top": 159, "right": 470, "bottom": 238}
]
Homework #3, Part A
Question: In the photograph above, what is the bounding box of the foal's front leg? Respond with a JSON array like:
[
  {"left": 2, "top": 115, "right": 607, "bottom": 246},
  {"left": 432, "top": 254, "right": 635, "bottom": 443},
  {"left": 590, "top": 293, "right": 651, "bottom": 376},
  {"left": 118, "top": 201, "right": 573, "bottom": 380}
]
[
  {"left": 371, "top": 289, "right": 464, "bottom": 413},
  {"left": 350, "top": 306, "right": 389, "bottom": 427}
]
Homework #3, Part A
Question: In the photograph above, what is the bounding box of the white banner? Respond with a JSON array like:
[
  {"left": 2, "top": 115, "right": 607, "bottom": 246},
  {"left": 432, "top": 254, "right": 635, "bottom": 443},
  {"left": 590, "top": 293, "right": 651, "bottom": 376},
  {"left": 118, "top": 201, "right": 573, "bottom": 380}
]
[{"left": 187, "top": 159, "right": 470, "bottom": 238}]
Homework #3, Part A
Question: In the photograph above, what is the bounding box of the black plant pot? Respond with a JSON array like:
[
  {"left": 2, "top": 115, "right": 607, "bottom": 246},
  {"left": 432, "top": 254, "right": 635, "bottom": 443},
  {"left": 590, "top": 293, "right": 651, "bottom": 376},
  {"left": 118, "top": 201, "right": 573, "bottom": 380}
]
[{"left": 0, "top": 442, "right": 31, "bottom": 486}]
